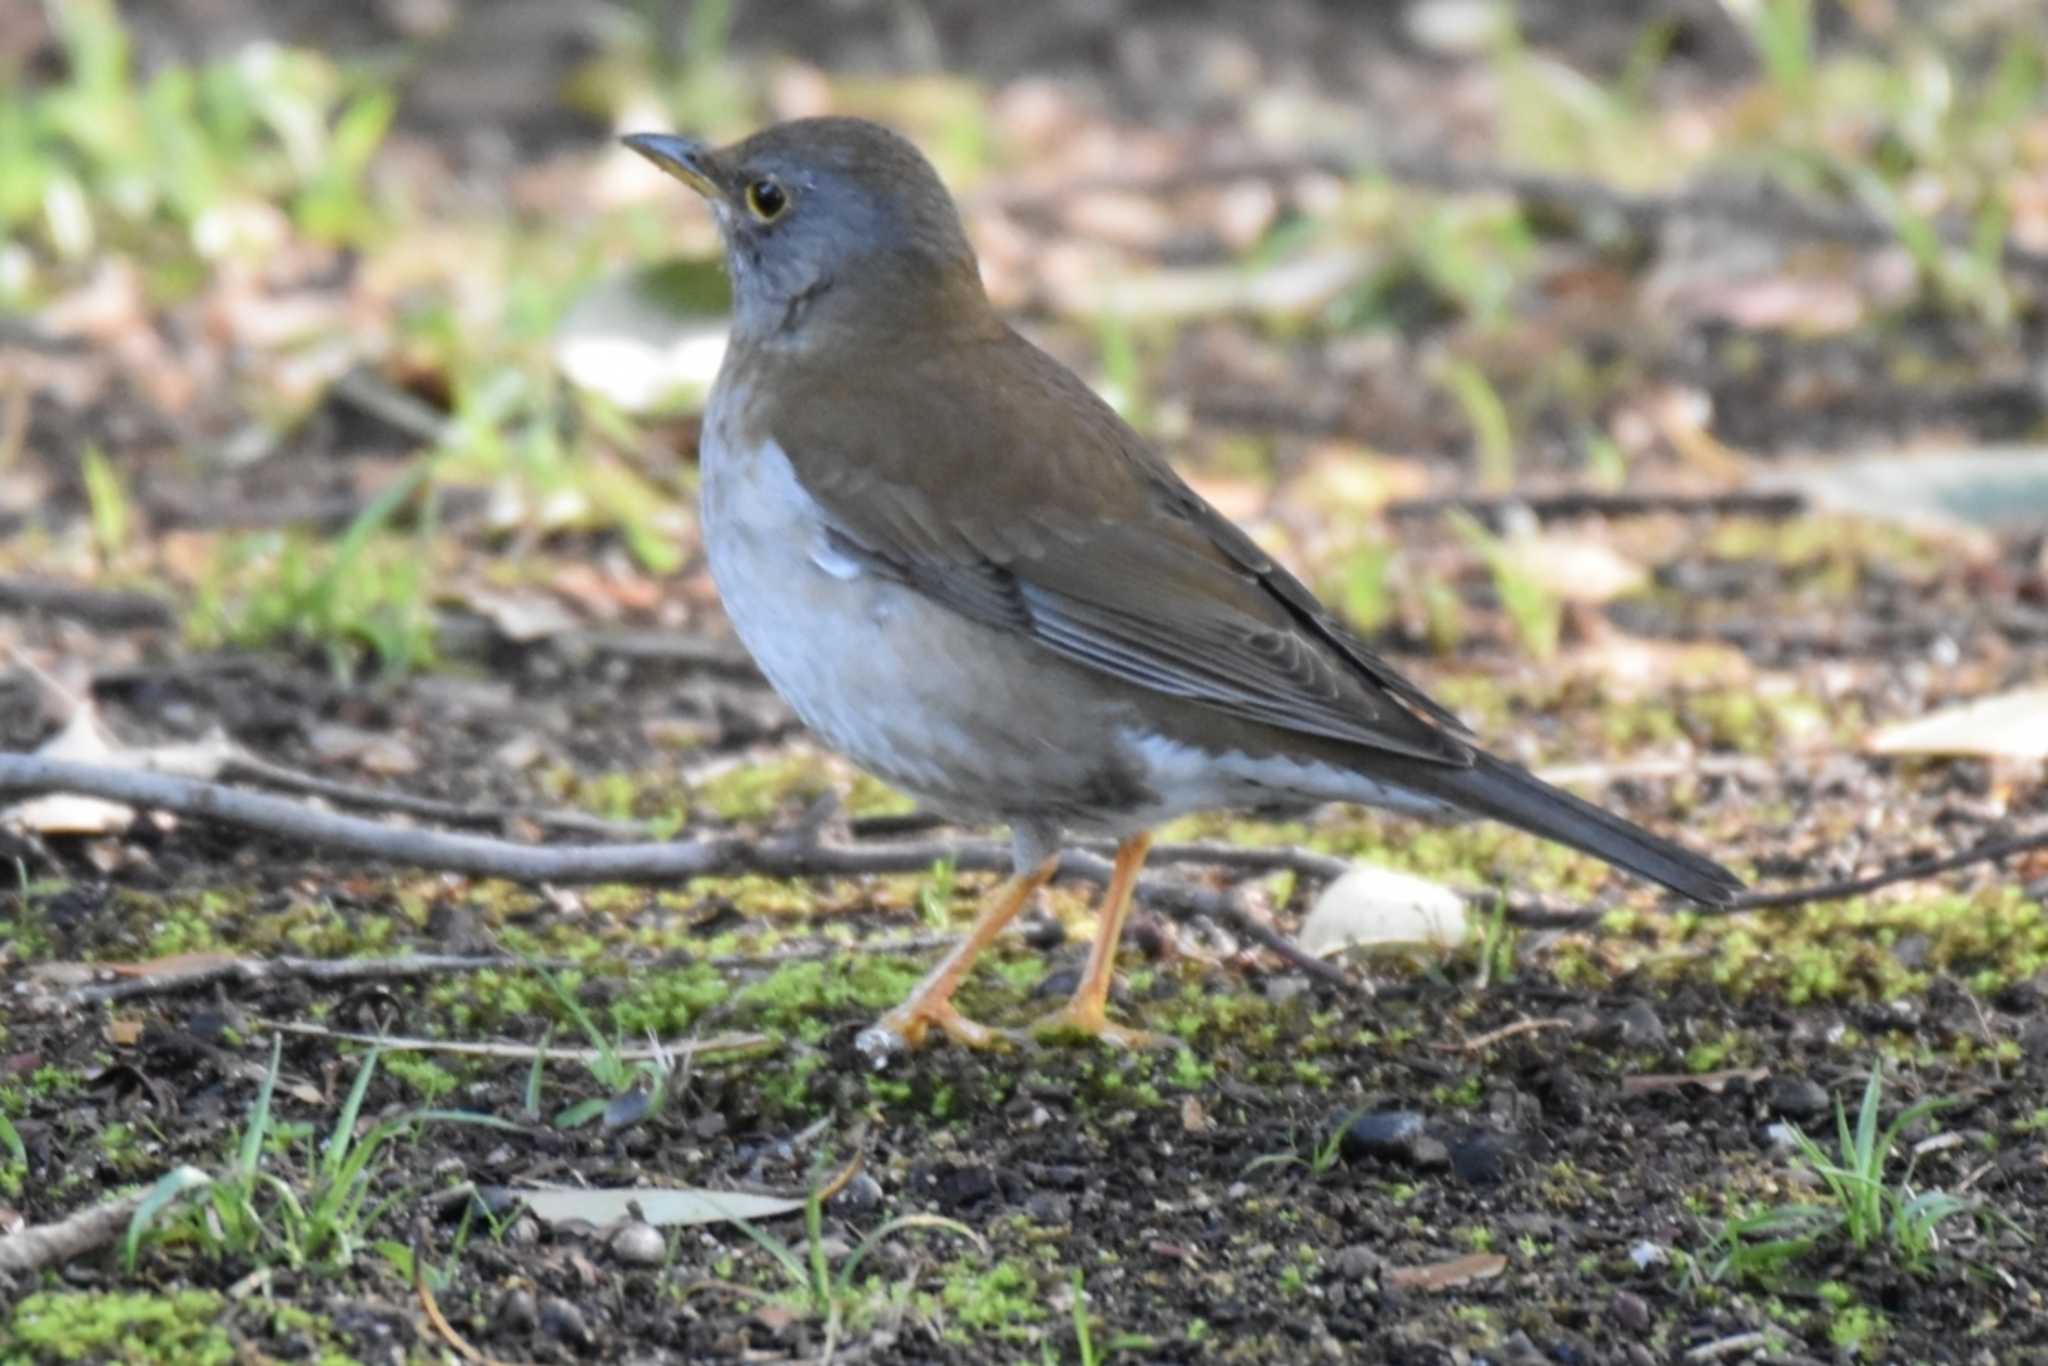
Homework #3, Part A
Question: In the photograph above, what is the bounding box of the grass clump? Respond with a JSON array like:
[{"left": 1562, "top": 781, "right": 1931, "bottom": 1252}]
[{"left": 1699, "top": 1062, "right": 1977, "bottom": 1288}]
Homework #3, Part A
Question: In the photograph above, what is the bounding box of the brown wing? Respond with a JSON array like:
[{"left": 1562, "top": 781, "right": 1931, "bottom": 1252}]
[{"left": 762, "top": 326, "right": 1476, "bottom": 768}]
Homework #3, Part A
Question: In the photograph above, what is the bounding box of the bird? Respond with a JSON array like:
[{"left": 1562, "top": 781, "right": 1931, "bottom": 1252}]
[{"left": 621, "top": 117, "right": 1744, "bottom": 1063}]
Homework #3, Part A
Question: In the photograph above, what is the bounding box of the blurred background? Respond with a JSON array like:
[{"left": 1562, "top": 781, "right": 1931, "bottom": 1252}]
[
  {"left": 5, "top": 0, "right": 2045, "bottom": 674},
  {"left": 4, "top": 0, "right": 2047, "bottom": 888}
]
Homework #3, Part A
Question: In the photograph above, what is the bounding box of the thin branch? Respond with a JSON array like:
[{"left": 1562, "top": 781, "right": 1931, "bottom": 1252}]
[
  {"left": 0, "top": 755, "right": 1346, "bottom": 987},
  {"left": 1437, "top": 1016, "right": 1574, "bottom": 1053},
  {"left": 0, "top": 576, "right": 176, "bottom": 630},
  {"left": 50, "top": 952, "right": 578, "bottom": 1008},
  {"left": 7, "top": 755, "right": 2039, "bottom": 990},
  {"left": 1385, "top": 488, "right": 1808, "bottom": 528},
  {"left": 0, "top": 1179, "right": 181, "bottom": 1273},
  {"left": 260, "top": 1020, "right": 770, "bottom": 1062},
  {"left": 1724, "top": 828, "right": 2048, "bottom": 913},
  {"left": 220, "top": 747, "right": 648, "bottom": 839}
]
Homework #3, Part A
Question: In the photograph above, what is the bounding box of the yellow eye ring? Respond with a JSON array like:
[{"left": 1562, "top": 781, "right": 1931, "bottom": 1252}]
[{"left": 745, "top": 177, "right": 789, "bottom": 221}]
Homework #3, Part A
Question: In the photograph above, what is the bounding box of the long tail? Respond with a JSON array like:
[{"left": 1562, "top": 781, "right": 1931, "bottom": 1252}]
[{"left": 1410, "top": 752, "right": 1744, "bottom": 905}]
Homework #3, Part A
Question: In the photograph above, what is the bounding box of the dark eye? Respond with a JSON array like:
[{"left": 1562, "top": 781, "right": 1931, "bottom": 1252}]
[{"left": 744, "top": 177, "right": 788, "bottom": 221}]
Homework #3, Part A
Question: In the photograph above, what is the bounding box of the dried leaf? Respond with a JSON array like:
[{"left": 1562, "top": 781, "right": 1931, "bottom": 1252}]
[
  {"left": 1867, "top": 686, "right": 2048, "bottom": 763},
  {"left": 1387, "top": 1251, "right": 1507, "bottom": 1292},
  {"left": 1622, "top": 1068, "right": 1769, "bottom": 1095},
  {"left": 513, "top": 1187, "right": 803, "bottom": 1229},
  {"left": 1298, "top": 866, "right": 1468, "bottom": 957}
]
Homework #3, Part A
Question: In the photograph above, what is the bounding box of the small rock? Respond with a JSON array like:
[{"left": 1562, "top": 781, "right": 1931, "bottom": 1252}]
[
  {"left": 1611, "top": 1001, "right": 1668, "bottom": 1050},
  {"left": 2022, "top": 1016, "right": 2048, "bottom": 1061},
  {"left": 1447, "top": 1130, "right": 1514, "bottom": 1185},
  {"left": 1628, "top": 1241, "right": 1667, "bottom": 1271},
  {"left": 1330, "top": 1244, "right": 1380, "bottom": 1281},
  {"left": 1024, "top": 1192, "right": 1072, "bottom": 1225},
  {"left": 831, "top": 1172, "right": 884, "bottom": 1215},
  {"left": 609, "top": 1221, "right": 665, "bottom": 1266},
  {"left": 492, "top": 1287, "right": 537, "bottom": 1335},
  {"left": 1609, "top": 1290, "right": 1651, "bottom": 1334},
  {"left": 1339, "top": 1110, "right": 1427, "bottom": 1162},
  {"left": 538, "top": 1296, "right": 594, "bottom": 1351},
  {"left": 1408, "top": 1137, "right": 1451, "bottom": 1170},
  {"left": 1767, "top": 1075, "right": 1830, "bottom": 1120},
  {"left": 1019, "top": 910, "right": 1066, "bottom": 950},
  {"left": 1034, "top": 965, "right": 1082, "bottom": 999},
  {"left": 1762, "top": 1121, "right": 1802, "bottom": 1151}
]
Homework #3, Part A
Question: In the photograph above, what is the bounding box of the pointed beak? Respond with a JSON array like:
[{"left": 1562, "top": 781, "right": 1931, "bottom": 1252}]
[{"left": 621, "top": 132, "right": 722, "bottom": 199}]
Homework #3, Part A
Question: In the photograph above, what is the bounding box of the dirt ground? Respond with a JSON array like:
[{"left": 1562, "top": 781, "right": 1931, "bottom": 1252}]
[{"left": 5, "top": 2, "right": 2048, "bottom": 1363}]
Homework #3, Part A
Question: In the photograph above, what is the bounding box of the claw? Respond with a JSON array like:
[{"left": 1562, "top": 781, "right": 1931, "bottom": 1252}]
[{"left": 857, "top": 999, "right": 1009, "bottom": 1068}]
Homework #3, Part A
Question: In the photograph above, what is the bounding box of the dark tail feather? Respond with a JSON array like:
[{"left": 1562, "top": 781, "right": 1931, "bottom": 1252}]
[{"left": 1421, "top": 753, "right": 1744, "bottom": 906}]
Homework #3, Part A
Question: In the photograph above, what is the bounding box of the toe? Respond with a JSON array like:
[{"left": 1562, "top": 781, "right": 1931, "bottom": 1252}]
[
  {"left": 1030, "top": 1004, "right": 1167, "bottom": 1050},
  {"left": 860, "top": 1000, "right": 1009, "bottom": 1062}
]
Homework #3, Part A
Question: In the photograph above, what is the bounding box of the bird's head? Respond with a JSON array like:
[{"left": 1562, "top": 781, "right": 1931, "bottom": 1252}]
[{"left": 623, "top": 117, "right": 989, "bottom": 348}]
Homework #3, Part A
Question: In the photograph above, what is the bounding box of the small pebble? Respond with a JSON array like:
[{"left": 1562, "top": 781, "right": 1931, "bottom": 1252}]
[
  {"left": 2021, "top": 1017, "right": 2048, "bottom": 1061},
  {"left": 1408, "top": 1136, "right": 1451, "bottom": 1170},
  {"left": 1024, "top": 1192, "right": 1073, "bottom": 1225},
  {"left": 1628, "top": 1240, "right": 1667, "bottom": 1271},
  {"left": 1019, "top": 910, "right": 1066, "bottom": 950},
  {"left": 538, "top": 1296, "right": 594, "bottom": 1350},
  {"left": 492, "top": 1287, "right": 537, "bottom": 1335},
  {"left": 1447, "top": 1130, "right": 1513, "bottom": 1185},
  {"left": 1612, "top": 1001, "right": 1667, "bottom": 1049},
  {"left": 1340, "top": 1110, "right": 1427, "bottom": 1162},
  {"left": 830, "top": 1172, "right": 884, "bottom": 1215},
  {"left": 1329, "top": 1244, "right": 1379, "bottom": 1281},
  {"left": 1762, "top": 1121, "right": 1802, "bottom": 1151},
  {"left": 1767, "top": 1075, "right": 1830, "bottom": 1120},
  {"left": 609, "top": 1221, "right": 665, "bottom": 1266},
  {"left": 1034, "top": 965, "right": 1082, "bottom": 999},
  {"left": 1610, "top": 1290, "right": 1651, "bottom": 1334}
]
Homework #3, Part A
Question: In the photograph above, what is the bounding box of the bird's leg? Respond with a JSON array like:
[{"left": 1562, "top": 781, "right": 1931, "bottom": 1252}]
[
  {"left": 858, "top": 856, "right": 1058, "bottom": 1059},
  {"left": 1032, "top": 832, "right": 1166, "bottom": 1049}
]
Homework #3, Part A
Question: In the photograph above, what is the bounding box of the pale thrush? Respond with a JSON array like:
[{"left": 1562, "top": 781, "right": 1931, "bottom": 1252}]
[{"left": 623, "top": 118, "right": 1743, "bottom": 1060}]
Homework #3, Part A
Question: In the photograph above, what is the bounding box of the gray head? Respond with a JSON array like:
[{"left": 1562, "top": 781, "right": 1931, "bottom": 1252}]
[{"left": 623, "top": 117, "right": 990, "bottom": 347}]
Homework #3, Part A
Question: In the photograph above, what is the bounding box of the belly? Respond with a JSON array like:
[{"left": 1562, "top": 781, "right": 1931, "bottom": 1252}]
[{"left": 699, "top": 428, "right": 1143, "bottom": 822}]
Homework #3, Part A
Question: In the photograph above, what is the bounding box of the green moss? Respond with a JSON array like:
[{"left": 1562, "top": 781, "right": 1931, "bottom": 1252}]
[
  {"left": 608, "top": 961, "right": 732, "bottom": 1036},
  {"left": 382, "top": 1054, "right": 461, "bottom": 1103},
  {"left": 6, "top": 1291, "right": 233, "bottom": 1365},
  {"left": 688, "top": 755, "right": 914, "bottom": 824},
  {"left": 932, "top": 1260, "right": 1045, "bottom": 1340},
  {"left": 731, "top": 956, "right": 929, "bottom": 1035}
]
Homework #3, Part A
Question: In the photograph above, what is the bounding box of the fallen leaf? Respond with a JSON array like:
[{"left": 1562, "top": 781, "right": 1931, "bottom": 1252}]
[
  {"left": 511, "top": 1187, "right": 803, "bottom": 1229},
  {"left": 1622, "top": 1068, "right": 1769, "bottom": 1095},
  {"left": 1866, "top": 685, "right": 2048, "bottom": 763},
  {"left": 1387, "top": 1252, "right": 1507, "bottom": 1292},
  {"left": 1298, "top": 866, "right": 1469, "bottom": 957},
  {"left": 456, "top": 587, "right": 582, "bottom": 643},
  {"left": 1779, "top": 445, "right": 2048, "bottom": 536},
  {"left": 1505, "top": 533, "right": 1647, "bottom": 605}
]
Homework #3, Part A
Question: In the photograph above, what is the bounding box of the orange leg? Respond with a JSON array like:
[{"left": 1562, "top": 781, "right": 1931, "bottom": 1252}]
[
  {"left": 1032, "top": 832, "right": 1167, "bottom": 1049},
  {"left": 860, "top": 857, "right": 1058, "bottom": 1055}
]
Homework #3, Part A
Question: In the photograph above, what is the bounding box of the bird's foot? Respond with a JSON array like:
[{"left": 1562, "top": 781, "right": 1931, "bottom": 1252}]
[
  {"left": 855, "top": 998, "right": 1007, "bottom": 1068},
  {"left": 1029, "top": 1001, "right": 1169, "bottom": 1050}
]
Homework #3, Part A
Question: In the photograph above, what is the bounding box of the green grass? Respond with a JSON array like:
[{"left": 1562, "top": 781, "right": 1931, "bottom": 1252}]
[
  {"left": 1699, "top": 1062, "right": 1976, "bottom": 1288},
  {"left": 121, "top": 1037, "right": 522, "bottom": 1274},
  {"left": 701, "top": 1170, "right": 987, "bottom": 1343}
]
